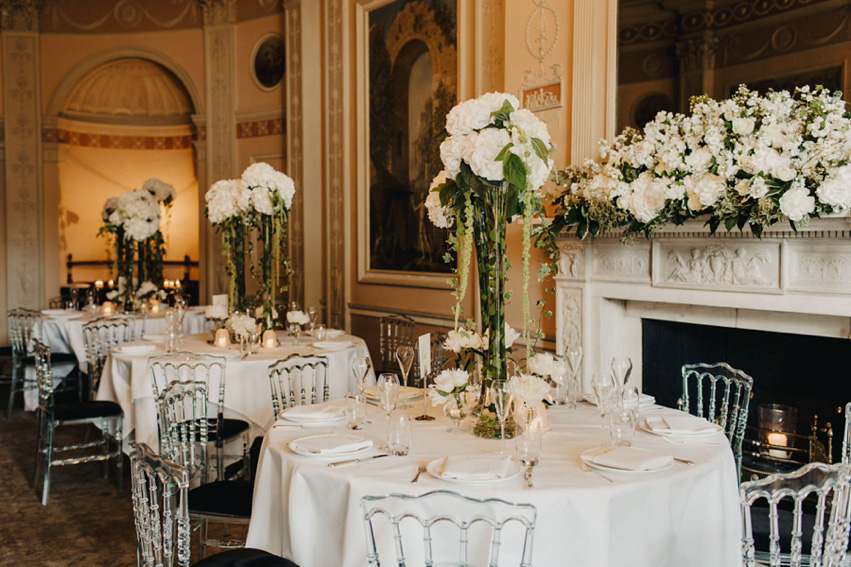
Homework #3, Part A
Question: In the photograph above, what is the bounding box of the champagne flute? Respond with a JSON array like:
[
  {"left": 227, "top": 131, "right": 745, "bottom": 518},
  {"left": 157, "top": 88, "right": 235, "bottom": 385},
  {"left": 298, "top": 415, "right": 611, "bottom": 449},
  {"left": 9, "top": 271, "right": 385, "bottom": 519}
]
[
  {"left": 307, "top": 306, "right": 317, "bottom": 333},
  {"left": 351, "top": 356, "right": 372, "bottom": 397},
  {"left": 565, "top": 345, "right": 584, "bottom": 408},
  {"left": 395, "top": 345, "right": 415, "bottom": 408},
  {"left": 377, "top": 373, "right": 400, "bottom": 423},
  {"left": 611, "top": 356, "right": 633, "bottom": 390},
  {"left": 591, "top": 373, "right": 618, "bottom": 445},
  {"left": 488, "top": 381, "right": 513, "bottom": 454}
]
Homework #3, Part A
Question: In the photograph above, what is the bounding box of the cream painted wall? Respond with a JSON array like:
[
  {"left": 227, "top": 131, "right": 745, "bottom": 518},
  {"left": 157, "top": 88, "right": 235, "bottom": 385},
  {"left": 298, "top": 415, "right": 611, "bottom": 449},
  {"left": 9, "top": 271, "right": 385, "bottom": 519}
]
[{"left": 58, "top": 143, "right": 200, "bottom": 284}]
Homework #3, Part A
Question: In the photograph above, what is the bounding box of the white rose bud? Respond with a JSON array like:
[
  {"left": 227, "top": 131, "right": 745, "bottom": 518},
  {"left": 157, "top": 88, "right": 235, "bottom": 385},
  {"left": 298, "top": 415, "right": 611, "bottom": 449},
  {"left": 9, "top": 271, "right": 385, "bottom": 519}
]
[{"left": 732, "top": 117, "right": 755, "bottom": 136}]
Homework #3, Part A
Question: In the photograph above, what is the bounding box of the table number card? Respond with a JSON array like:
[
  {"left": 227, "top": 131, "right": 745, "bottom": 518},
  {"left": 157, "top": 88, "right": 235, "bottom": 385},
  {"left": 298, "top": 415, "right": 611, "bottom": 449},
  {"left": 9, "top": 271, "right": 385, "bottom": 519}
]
[{"left": 418, "top": 333, "right": 430, "bottom": 379}]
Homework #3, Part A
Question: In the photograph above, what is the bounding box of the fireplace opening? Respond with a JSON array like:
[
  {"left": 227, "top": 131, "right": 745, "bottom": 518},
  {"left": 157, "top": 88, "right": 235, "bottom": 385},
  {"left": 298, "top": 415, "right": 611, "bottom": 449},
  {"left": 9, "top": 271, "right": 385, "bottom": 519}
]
[{"left": 642, "top": 319, "right": 848, "bottom": 467}]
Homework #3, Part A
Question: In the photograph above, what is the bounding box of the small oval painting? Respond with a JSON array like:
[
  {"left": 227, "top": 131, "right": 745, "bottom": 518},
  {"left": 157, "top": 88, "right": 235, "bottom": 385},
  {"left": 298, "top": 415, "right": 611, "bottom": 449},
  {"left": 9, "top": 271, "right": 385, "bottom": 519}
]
[{"left": 253, "top": 34, "right": 285, "bottom": 90}]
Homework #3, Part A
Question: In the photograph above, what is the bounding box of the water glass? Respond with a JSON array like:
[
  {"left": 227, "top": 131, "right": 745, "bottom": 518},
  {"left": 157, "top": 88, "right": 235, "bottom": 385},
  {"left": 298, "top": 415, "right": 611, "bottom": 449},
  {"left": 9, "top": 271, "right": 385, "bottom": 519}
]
[
  {"left": 165, "top": 327, "right": 179, "bottom": 354},
  {"left": 515, "top": 421, "right": 542, "bottom": 467},
  {"left": 315, "top": 324, "right": 327, "bottom": 341},
  {"left": 607, "top": 408, "right": 636, "bottom": 447},
  {"left": 387, "top": 411, "right": 412, "bottom": 456},
  {"left": 345, "top": 393, "right": 366, "bottom": 430},
  {"left": 248, "top": 330, "right": 260, "bottom": 354}
]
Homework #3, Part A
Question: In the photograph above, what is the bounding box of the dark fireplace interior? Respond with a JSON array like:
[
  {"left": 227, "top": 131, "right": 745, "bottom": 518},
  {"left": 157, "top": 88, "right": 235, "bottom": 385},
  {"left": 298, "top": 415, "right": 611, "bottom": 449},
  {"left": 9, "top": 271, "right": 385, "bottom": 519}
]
[{"left": 642, "top": 319, "right": 849, "bottom": 465}]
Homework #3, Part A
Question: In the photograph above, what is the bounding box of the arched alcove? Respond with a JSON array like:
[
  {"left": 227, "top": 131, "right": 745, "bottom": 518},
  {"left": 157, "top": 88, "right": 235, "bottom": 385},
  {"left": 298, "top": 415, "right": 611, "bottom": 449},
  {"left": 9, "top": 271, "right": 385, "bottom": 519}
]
[{"left": 55, "top": 56, "right": 200, "bottom": 285}]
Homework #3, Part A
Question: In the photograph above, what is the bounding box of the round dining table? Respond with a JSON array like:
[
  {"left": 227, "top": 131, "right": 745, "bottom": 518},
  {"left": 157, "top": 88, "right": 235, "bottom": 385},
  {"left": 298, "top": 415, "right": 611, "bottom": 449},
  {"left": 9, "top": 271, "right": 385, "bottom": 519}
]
[
  {"left": 245, "top": 400, "right": 742, "bottom": 567},
  {"left": 95, "top": 332, "right": 371, "bottom": 453}
]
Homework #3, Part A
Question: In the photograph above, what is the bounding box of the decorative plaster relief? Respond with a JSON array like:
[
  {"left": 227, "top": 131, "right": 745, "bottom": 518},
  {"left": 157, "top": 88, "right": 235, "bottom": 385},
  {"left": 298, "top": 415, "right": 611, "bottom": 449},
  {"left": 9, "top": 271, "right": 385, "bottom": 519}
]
[
  {"left": 652, "top": 240, "right": 781, "bottom": 293},
  {"left": 557, "top": 285, "right": 582, "bottom": 352},
  {"left": 591, "top": 242, "right": 650, "bottom": 282},
  {"left": 557, "top": 242, "right": 585, "bottom": 279},
  {"left": 787, "top": 243, "right": 851, "bottom": 294}
]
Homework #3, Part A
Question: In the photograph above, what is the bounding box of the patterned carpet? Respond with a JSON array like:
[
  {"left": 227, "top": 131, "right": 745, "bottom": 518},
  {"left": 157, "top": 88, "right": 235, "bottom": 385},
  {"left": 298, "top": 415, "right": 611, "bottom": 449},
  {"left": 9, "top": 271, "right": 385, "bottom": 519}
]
[{"left": 0, "top": 394, "right": 137, "bottom": 566}]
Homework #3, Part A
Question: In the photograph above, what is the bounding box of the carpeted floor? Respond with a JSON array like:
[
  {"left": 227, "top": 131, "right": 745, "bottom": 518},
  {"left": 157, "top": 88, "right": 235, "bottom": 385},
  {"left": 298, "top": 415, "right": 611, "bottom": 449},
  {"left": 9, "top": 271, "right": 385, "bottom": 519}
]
[{"left": 0, "top": 393, "right": 137, "bottom": 566}]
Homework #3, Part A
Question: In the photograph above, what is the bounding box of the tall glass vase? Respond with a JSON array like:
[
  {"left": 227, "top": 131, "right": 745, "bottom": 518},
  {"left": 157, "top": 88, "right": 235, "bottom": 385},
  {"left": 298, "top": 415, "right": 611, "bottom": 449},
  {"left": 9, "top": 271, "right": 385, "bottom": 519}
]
[
  {"left": 258, "top": 216, "right": 276, "bottom": 331},
  {"left": 471, "top": 183, "right": 512, "bottom": 439},
  {"left": 226, "top": 220, "right": 246, "bottom": 313}
]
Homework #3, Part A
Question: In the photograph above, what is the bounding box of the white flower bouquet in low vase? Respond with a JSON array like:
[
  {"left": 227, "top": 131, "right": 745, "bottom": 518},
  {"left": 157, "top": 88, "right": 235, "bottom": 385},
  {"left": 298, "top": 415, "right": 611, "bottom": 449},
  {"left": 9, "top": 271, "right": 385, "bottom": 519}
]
[
  {"left": 205, "top": 303, "right": 229, "bottom": 343},
  {"left": 429, "top": 369, "right": 480, "bottom": 433},
  {"left": 227, "top": 312, "right": 259, "bottom": 354},
  {"left": 508, "top": 373, "right": 553, "bottom": 432},
  {"left": 285, "top": 309, "right": 310, "bottom": 337},
  {"left": 528, "top": 352, "right": 569, "bottom": 404}
]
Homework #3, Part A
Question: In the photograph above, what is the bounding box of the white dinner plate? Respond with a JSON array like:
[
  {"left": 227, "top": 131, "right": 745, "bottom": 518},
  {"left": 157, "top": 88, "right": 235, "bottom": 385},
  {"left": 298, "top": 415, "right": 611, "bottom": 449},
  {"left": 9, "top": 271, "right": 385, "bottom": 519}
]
[
  {"left": 288, "top": 434, "right": 373, "bottom": 458},
  {"left": 41, "top": 309, "right": 69, "bottom": 316},
  {"left": 115, "top": 344, "right": 158, "bottom": 355},
  {"left": 142, "top": 334, "right": 165, "bottom": 342},
  {"left": 364, "top": 385, "right": 422, "bottom": 402},
  {"left": 278, "top": 415, "right": 347, "bottom": 428},
  {"left": 638, "top": 418, "right": 724, "bottom": 438},
  {"left": 580, "top": 446, "right": 673, "bottom": 476},
  {"left": 426, "top": 457, "right": 523, "bottom": 485},
  {"left": 583, "top": 393, "right": 656, "bottom": 409},
  {"left": 312, "top": 340, "right": 354, "bottom": 351}
]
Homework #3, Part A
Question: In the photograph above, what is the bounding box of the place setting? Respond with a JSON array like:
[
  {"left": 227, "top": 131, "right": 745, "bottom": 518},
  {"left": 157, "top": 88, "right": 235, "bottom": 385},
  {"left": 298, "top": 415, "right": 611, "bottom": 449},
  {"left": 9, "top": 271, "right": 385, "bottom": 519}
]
[{"left": 274, "top": 400, "right": 348, "bottom": 430}]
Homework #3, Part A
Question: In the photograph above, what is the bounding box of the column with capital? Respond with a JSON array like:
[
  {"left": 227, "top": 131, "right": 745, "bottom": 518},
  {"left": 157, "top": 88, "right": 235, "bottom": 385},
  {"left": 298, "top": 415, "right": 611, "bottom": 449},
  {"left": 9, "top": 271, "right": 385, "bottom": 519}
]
[{"left": 675, "top": 34, "right": 726, "bottom": 111}]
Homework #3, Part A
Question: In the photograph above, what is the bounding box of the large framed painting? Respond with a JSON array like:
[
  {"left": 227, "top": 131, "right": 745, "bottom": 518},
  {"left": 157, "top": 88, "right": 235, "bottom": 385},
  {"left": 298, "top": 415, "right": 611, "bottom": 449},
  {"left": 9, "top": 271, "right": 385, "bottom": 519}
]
[{"left": 356, "top": 0, "right": 460, "bottom": 287}]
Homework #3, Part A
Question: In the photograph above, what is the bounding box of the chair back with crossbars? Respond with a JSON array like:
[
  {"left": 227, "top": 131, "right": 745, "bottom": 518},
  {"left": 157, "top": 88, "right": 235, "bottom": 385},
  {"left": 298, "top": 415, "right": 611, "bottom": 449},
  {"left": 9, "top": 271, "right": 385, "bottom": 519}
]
[
  {"left": 156, "top": 380, "right": 210, "bottom": 483},
  {"left": 8, "top": 307, "right": 41, "bottom": 358},
  {"left": 82, "top": 315, "right": 135, "bottom": 388},
  {"left": 740, "top": 461, "right": 851, "bottom": 567},
  {"left": 130, "top": 442, "right": 191, "bottom": 567},
  {"left": 681, "top": 362, "right": 753, "bottom": 476},
  {"left": 378, "top": 315, "right": 415, "bottom": 372},
  {"left": 361, "top": 490, "right": 537, "bottom": 567},
  {"left": 267, "top": 354, "right": 330, "bottom": 418}
]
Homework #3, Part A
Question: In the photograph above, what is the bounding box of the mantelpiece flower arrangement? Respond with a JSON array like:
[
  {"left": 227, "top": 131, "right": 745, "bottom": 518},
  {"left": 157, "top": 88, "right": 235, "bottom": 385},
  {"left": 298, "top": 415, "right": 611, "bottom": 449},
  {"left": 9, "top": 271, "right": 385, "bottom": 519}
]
[
  {"left": 548, "top": 85, "right": 851, "bottom": 241},
  {"left": 426, "top": 92, "right": 555, "bottom": 437}
]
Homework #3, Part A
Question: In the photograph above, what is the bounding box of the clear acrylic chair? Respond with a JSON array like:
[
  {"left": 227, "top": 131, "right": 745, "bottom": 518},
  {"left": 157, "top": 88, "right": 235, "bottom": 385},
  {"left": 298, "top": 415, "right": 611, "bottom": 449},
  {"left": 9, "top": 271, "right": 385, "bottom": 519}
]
[
  {"left": 7, "top": 307, "right": 43, "bottom": 416},
  {"left": 129, "top": 441, "right": 299, "bottom": 567},
  {"left": 156, "top": 379, "right": 254, "bottom": 558},
  {"left": 681, "top": 362, "right": 754, "bottom": 476},
  {"left": 151, "top": 352, "right": 249, "bottom": 480},
  {"left": 267, "top": 354, "right": 330, "bottom": 417},
  {"left": 843, "top": 402, "right": 850, "bottom": 466},
  {"left": 378, "top": 314, "right": 415, "bottom": 373},
  {"left": 32, "top": 339, "right": 123, "bottom": 506},
  {"left": 740, "top": 461, "right": 851, "bottom": 567},
  {"left": 360, "top": 490, "right": 537, "bottom": 567},
  {"left": 82, "top": 314, "right": 136, "bottom": 396}
]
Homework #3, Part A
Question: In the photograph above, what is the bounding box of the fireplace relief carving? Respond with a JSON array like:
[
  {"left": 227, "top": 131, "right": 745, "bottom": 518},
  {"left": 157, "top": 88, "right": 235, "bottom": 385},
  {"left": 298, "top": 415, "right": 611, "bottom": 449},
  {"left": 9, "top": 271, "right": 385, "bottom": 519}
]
[{"left": 652, "top": 241, "right": 780, "bottom": 293}]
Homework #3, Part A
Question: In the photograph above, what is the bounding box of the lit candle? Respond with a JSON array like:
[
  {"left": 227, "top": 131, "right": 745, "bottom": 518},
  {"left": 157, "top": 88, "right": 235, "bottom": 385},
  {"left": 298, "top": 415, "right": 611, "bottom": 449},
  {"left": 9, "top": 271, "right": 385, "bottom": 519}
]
[
  {"left": 262, "top": 330, "right": 278, "bottom": 349},
  {"left": 150, "top": 302, "right": 160, "bottom": 314},
  {"left": 214, "top": 328, "right": 230, "bottom": 348},
  {"left": 94, "top": 280, "right": 103, "bottom": 289},
  {"left": 767, "top": 432, "right": 789, "bottom": 459},
  {"left": 101, "top": 301, "right": 114, "bottom": 315},
  {"left": 107, "top": 280, "right": 114, "bottom": 289}
]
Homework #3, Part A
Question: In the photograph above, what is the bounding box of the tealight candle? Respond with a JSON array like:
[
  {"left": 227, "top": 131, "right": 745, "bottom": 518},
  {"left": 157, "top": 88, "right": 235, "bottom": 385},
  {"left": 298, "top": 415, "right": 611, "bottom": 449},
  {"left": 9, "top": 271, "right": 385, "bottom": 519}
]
[
  {"left": 214, "top": 328, "right": 230, "bottom": 348},
  {"left": 94, "top": 280, "right": 104, "bottom": 289},
  {"left": 262, "top": 330, "right": 278, "bottom": 349},
  {"left": 766, "top": 432, "right": 789, "bottom": 459},
  {"left": 107, "top": 279, "right": 114, "bottom": 288},
  {"left": 101, "top": 301, "right": 114, "bottom": 315},
  {"left": 150, "top": 302, "right": 160, "bottom": 314}
]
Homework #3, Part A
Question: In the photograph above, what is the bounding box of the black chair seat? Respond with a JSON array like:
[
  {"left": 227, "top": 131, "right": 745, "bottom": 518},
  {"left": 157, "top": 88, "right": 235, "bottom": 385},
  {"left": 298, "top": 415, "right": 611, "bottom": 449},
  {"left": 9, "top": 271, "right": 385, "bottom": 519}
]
[
  {"left": 750, "top": 505, "right": 815, "bottom": 556},
  {"left": 189, "top": 480, "right": 254, "bottom": 518},
  {"left": 54, "top": 400, "right": 123, "bottom": 421},
  {"left": 192, "top": 548, "right": 299, "bottom": 567},
  {"left": 210, "top": 418, "right": 250, "bottom": 441}
]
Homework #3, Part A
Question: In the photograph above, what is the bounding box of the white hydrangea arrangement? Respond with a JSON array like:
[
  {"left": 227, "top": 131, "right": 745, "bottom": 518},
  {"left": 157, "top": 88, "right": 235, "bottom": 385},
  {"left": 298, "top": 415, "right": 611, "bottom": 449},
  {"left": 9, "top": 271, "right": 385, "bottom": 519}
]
[
  {"left": 205, "top": 179, "right": 246, "bottom": 225},
  {"left": 286, "top": 310, "right": 310, "bottom": 326},
  {"left": 227, "top": 312, "right": 258, "bottom": 342},
  {"left": 239, "top": 162, "right": 296, "bottom": 216},
  {"left": 142, "top": 178, "right": 176, "bottom": 206},
  {"left": 550, "top": 85, "right": 851, "bottom": 239},
  {"left": 105, "top": 189, "right": 161, "bottom": 242}
]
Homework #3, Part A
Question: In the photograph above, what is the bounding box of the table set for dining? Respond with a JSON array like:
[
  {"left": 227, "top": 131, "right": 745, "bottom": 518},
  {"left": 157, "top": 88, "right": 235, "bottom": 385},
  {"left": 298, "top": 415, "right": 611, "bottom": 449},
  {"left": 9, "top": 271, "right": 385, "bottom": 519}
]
[{"left": 245, "top": 394, "right": 742, "bottom": 567}]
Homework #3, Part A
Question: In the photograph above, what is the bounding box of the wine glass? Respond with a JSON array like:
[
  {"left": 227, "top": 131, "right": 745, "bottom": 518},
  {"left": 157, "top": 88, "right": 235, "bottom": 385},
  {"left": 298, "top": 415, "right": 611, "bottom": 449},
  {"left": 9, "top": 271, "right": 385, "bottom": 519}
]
[
  {"left": 565, "top": 345, "right": 584, "bottom": 408},
  {"left": 307, "top": 306, "right": 317, "bottom": 333},
  {"left": 351, "top": 356, "right": 372, "bottom": 397},
  {"left": 377, "top": 373, "right": 400, "bottom": 422},
  {"left": 488, "top": 381, "right": 513, "bottom": 453},
  {"left": 443, "top": 389, "right": 478, "bottom": 433},
  {"left": 611, "top": 356, "right": 633, "bottom": 389},
  {"left": 395, "top": 346, "right": 415, "bottom": 408},
  {"left": 591, "top": 373, "right": 618, "bottom": 444},
  {"left": 70, "top": 287, "right": 79, "bottom": 310}
]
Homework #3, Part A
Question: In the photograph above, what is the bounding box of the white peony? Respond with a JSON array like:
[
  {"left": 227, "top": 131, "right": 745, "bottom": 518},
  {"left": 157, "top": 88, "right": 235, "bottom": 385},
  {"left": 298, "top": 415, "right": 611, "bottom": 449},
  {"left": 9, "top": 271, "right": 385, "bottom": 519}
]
[
  {"left": 732, "top": 117, "right": 755, "bottom": 136},
  {"left": 817, "top": 165, "right": 851, "bottom": 210},
  {"left": 620, "top": 172, "right": 667, "bottom": 223},
  {"left": 507, "top": 373, "right": 551, "bottom": 406},
  {"left": 433, "top": 369, "right": 470, "bottom": 393},
  {"left": 528, "top": 352, "right": 568, "bottom": 383},
  {"left": 205, "top": 304, "right": 229, "bottom": 321},
  {"left": 779, "top": 185, "right": 815, "bottom": 221},
  {"left": 443, "top": 328, "right": 485, "bottom": 353},
  {"left": 467, "top": 128, "right": 511, "bottom": 182},
  {"left": 228, "top": 313, "right": 258, "bottom": 341},
  {"left": 205, "top": 179, "right": 244, "bottom": 224},
  {"left": 684, "top": 173, "right": 726, "bottom": 210},
  {"left": 286, "top": 310, "right": 310, "bottom": 326},
  {"left": 142, "top": 178, "right": 176, "bottom": 204}
]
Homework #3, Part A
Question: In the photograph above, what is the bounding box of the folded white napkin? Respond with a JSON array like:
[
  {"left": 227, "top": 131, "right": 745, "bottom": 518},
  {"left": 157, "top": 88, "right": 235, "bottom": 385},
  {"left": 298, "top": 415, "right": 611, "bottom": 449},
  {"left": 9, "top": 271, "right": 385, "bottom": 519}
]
[
  {"left": 325, "top": 329, "right": 345, "bottom": 338},
  {"left": 116, "top": 343, "right": 157, "bottom": 354},
  {"left": 646, "top": 415, "right": 717, "bottom": 435},
  {"left": 313, "top": 340, "right": 353, "bottom": 350},
  {"left": 281, "top": 403, "right": 344, "bottom": 421},
  {"left": 589, "top": 447, "right": 672, "bottom": 471},
  {"left": 142, "top": 334, "right": 165, "bottom": 342},
  {"left": 290, "top": 434, "right": 372, "bottom": 455},
  {"left": 41, "top": 309, "right": 67, "bottom": 316},
  {"left": 440, "top": 455, "right": 515, "bottom": 481}
]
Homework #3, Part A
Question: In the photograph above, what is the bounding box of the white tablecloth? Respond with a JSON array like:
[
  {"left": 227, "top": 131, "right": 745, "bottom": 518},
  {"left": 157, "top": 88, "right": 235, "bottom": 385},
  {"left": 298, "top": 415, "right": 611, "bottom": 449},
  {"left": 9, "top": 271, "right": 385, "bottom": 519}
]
[
  {"left": 246, "top": 403, "right": 742, "bottom": 567},
  {"left": 38, "top": 307, "right": 209, "bottom": 371},
  {"left": 95, "top": 333, "right": 372, "bottom": 452}
]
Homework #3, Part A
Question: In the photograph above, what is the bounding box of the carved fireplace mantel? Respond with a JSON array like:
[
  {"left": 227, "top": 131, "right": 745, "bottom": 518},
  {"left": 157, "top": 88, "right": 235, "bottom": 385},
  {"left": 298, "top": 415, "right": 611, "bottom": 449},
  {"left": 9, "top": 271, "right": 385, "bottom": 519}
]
[{"left": 554, "top": 216, "right": 851, "bottom": 388}]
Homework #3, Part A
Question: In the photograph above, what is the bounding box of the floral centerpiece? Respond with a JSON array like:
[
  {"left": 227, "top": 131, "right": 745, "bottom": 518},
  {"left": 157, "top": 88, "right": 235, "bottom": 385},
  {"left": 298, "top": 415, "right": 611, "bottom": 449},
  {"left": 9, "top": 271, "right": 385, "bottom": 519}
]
[
  {"left": 548, "top": 85, "right": 851, "bottom": 241},
  {"left": 239, "top": 163, "right": 296, "bottom": 331},
  {"left": 286, "top": 309, "right": 309, "bottom": 336},
  {"left": 205, "top": 179, "right": 248, "bottom": 312},
  {"left": 137, "top": 178, "right": 175, "bottom": 286},
  {"left": 428, "top": 369, "right": 479, "bottom": 431},
  {"left": 426, "top": 92, "right": 555, "bottom": 438},
  {"left": 227, "top": 312, "right": 258, "bottom": 344},
  {"left": 507, "top": 373, "right": 552, "bottom": 430},
  {"left": 528, "top": 351, "right": 569, "bottom": 405},
  {"left": 135, "top": 281, "right": 166, "bottom": 302}
]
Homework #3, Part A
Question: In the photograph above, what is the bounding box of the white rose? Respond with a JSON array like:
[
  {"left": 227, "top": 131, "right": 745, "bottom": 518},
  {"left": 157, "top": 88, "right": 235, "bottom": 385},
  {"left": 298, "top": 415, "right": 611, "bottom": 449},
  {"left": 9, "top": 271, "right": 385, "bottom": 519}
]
[
  {"left": 507, "top": 374, "right": 551, "bottom": 406},
  {"left": 732, "top": 117, "right": 755, "bottom": 136},
  {"left": 684, "top": 173, "right": 726, "bottom": 210},
  {"left": 779, "top": 186, "right": 815, "bottom": 222},
  {"left": 467, "top": 128, "right": 511, "bottom": 182},
  {"left": 817, "top": 165, "right": 851, "bottom": 210},
  {"left": 621, "top": 172, "right": 667, "bottom": 223}
]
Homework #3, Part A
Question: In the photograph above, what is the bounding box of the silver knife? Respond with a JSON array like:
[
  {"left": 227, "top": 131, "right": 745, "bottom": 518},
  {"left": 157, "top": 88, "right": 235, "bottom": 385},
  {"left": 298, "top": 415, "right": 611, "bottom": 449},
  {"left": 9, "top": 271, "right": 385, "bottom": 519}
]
[{"left": 327, "top": 454, "right": 389, "bottom": 468}]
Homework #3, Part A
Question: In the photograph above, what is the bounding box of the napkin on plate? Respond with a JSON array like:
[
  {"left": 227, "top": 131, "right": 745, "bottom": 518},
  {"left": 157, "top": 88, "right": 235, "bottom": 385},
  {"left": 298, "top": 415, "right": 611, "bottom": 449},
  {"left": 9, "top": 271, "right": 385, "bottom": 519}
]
[
  {"left": 325, "top": 329, "right": 345, "bottom": 338},
  {"left": 290, "top": 434, "right": 372, "bottom": 455},
  {"left": 313, "top": 340, "right": 354, "bottom": 350},
  {"left": 646, "top": 415, "right": 717, "bottom": 435},
  {"left": 281, "top": 403, "right": 344, "bottom": 421},
  {"left": 440, "top": 455, "right": 515, "bottom": 481},
  {"left": 116, "top": 343, "right": 157, "bottom": 354},
  {"left": 589, "top": 447, "right": 672, "bottom": 471}
]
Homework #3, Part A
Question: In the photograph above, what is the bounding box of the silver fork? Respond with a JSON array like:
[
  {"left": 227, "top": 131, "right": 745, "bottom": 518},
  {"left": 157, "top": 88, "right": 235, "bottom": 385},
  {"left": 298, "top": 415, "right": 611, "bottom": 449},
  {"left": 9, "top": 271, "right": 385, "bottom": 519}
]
[
  {"left": 579, "top": 459, "right": 614, "bottom": 483},
  {"left": 410, "top": 460, "right": 428, "bottom": 483}
]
